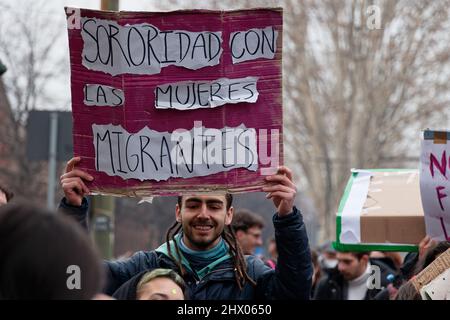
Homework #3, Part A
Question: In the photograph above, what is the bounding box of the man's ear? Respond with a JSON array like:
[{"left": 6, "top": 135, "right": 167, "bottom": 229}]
[
  {"left": 235, "top": 229, "right": 244, "bottom": 241},
  {"left": 361, "top": 254, "right": 369, "bottom": 266},
  {"left": 175, "top": 203, "right": 182, "bottom": 223},
  {"left": 225, "top": 206, "right": 234, "bottom": 225}
]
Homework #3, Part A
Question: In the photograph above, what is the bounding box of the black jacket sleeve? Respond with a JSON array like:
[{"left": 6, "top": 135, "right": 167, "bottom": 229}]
[
  {"left": 58, "top": 197, "right": 90, "bottom": 231},
  {"left": 103, "top": 251, "right": 159, "bottom": 295},
  {"left": 58, "top": 197, "right": 159, "bottom": 295},
  {"left": 255, "top": 207, "right": 313, "bottom": 300},
  {"left": 313, "top": 275, "right": 341, "bottom": 300}
]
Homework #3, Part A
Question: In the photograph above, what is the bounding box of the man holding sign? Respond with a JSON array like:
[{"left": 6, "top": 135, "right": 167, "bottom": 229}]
[
  {"left": 59, "top": 157, "right": 312, "bottom": 300},
  {"left": 61, "top": 7, "right": 311, "bottom": 299}
]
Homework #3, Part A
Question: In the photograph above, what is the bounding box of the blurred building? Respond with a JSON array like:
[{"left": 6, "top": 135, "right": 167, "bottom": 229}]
[{"left": 0, "top": 61, "right": 16, "bottom": 186}]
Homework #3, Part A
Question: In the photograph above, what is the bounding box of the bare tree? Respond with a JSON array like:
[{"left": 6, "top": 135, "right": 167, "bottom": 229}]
[
  {"left": 284, "top": 0, "right": 450, "bottom": 242},
  {"left": 0, "top": 0, "right": 67, "bottom": 203},
  {"left": 3, "top": 0, "right": 440, "bottom": 246},
  {"left": 150, "top": 0, "right": 450, "bottom": 244}
]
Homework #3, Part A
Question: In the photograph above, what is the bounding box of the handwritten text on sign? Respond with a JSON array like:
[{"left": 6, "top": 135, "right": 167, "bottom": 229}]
[
  {"left": 94, "top": 124, "right": 258, "bottom": 181},
  {"left": 155, "top": 77, "right": 258, "bottom": 110},
  {"left": 420, "top": 131, "right": 450, "bottom": 241},
  {"left": 81, "top": 17, "right": 277, "bottom": 76}
]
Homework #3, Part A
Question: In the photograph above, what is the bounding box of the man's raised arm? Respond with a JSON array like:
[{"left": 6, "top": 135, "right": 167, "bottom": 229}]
[
  {"left": 58, "top": 157, "right": 158, "bottom": 294},
  {"left": 257, "top": 166, "right": 313, "bottom": 299},
  {"left": 58, "top": 157, "right": 93, "bottom": 230}
]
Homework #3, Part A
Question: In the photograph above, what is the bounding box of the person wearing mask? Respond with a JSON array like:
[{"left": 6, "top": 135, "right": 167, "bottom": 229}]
[{"left": 318, "top": 241, "right": 338, "bottom": 275}]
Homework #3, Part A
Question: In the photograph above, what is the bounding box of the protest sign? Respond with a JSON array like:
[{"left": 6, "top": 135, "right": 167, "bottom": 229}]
[
  {"left": 334, "top": 169, "right": 425, "bottom": 252},
  {"left": 420, "top": 268, "right": 450, "bottom": 300},
  {"left": 66, "top": 8, "right": 282, "bottom": 196},
  {"left": 420, "top": 130, "right": 450, "bottom": 241}
]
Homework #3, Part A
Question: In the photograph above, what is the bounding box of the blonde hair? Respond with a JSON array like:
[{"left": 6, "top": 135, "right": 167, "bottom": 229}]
[{"left": 137, "top": 268, "right": 186, "bottom": 296}]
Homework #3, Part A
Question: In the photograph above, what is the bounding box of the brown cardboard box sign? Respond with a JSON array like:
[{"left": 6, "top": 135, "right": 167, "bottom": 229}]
[{"left": 360, "top": 171, "right": 426, "bottom": 244}]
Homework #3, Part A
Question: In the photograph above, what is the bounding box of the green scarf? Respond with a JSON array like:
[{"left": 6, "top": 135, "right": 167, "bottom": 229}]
[{"left": 155, "top": 233, "right": 231, "bottom": 280}]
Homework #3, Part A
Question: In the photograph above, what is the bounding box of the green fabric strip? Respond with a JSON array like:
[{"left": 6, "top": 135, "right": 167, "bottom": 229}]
[{"left": 333, "top": 241, "right": 418, "bottom": 252}]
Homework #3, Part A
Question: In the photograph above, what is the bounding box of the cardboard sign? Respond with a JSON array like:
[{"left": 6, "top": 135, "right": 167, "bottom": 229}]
[
  {"left": 420, "top": 268, "right": 450, "bottom": 300},
  {"left": 420, "top": 130, "right": 450, "bottom": 241},
  {"left": 335, "top": 169, "right": 426, "bottom": 252},
  {"left": 412, "top": 248, "right": 450, "bottom": 292},
  {"left": 65, "top": 8, "right": 283, "bottom": 196}
]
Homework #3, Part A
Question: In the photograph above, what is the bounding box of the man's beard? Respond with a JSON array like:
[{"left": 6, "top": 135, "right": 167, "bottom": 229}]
[
  {"left": 189, "top": 234, "right": 221, "bottom": 249},
  {"left": 183, "top": 222, "right": 223, "bottom": 249}
]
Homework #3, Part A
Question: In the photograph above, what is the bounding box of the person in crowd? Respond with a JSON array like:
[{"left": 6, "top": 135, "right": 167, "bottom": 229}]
[
  {"left": 265, "top": 238, "right": 278, "bottom": 269},
  {"left": 0, "top": 183, "right": 13, "bottom": 206},
  {"left": 310, "top": 249, "right": 322, "bottom": 297},
  {"left": 317, "top": 241, "right": 338, "bottom": 277},
  {"left": 113, "top": 268, "right": 186, "bottom": 300},
  {"left": 414, "top": 241, "right": 450, "bottom": 274},
  {"left": 59, "top": 157, "right": 313, "bottom": 300},
  {"left": 231, "top": 209, "right": 265, "bottom": 255},
  {"left": 0, "top": 202, "right": 103, "bottom": 299},
  {"left": 313, "top": 251, "right": 395, "bottom": 300},
  {"left": 370, "top": 251, "right": 403, "bottom": 272},
  {"left": 374, "top": 236, "right": 441, "bottom": 300},
  {"left": 394, "top": 242, "right": 450, "bottom": 300}
]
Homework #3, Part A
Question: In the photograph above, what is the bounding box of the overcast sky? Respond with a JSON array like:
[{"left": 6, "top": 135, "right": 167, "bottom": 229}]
[
  {"left": 0, "top": 0, "right": 167, "bottom": 111},
  {"left": 0, "top": 0, "right": 256, "bottom": 111},
  {"left": 0, "top": 0, "right": 281, "bottom": 111}
]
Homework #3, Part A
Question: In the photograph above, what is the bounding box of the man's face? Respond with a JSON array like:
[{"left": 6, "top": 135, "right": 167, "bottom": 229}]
[
  {"left": 0, "top": 191, "right": 7, "bottom": 206},
  {"left": 236, "top": 226, "right": 263, "bottom": 255},
  {"left": 337, "top": 252, "right": 368, "bottom": 281},
  {"left": 176, "top": 195, "right": 233, "bottom": 251},
  {"left": 137, "top": 277, "right": 184, "bottom": 300}
]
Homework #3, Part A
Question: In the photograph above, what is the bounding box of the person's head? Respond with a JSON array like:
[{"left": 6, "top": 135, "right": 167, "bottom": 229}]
[
  {"left": 167, "top": 193, "right": 255, "bottom": 290},
  {"left": 136, "top": 269, "right": 186, "bottom": 300},
  {"left": 0, "top": 183, "right": 13, "bottom": 206},
  {"left": 231, "top": 209, "right": 264, "bottom": 255},
  {"left": 318, "top": 241, "right": 338, "bottom": 270},
  {"left": 421, "top": 241, "right": 450, "bottom": 271},
  {"left": 412, "top": 241, "right": 450, "bottom": 276},
  {"left": 0, "top": 202, "right": 103, "bottom": 299},
  {"left": 384, "top": 252, "right": 403, "bottom": 270},
  {"left": 175, "top": 194, "right": 234, "bottom": 250},
  {"left": 370, "top": 251, "right": 403, "bottom": 271},
  {"left": 337, "top": 252, "right": 369, "bottom": 281}
]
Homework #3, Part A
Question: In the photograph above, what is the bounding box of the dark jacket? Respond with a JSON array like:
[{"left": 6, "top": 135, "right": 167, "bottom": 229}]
[
  {"left": 112, "top": 270, "right": 147, "bottom": 300},
  {"left": 373, "top": 252, "right": 420, "bottom": 300},
  {"left": 59, "top": 197, "right": 313, "bottom": 300},
  {"left": 313, "top": 259, "right": 395, "bottom": 300}
]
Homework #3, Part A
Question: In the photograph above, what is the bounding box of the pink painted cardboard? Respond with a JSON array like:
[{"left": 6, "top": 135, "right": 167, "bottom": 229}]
[{"left": 66, "top": 8, "right": 283, "bottom": 196}]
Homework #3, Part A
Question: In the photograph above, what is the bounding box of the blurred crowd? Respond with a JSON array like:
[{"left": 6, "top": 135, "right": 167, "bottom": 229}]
[{"left": 0, "top": 177, "right": 449, "bottom": 300}]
